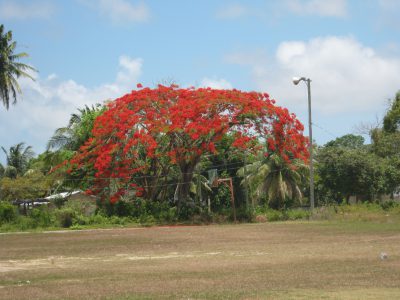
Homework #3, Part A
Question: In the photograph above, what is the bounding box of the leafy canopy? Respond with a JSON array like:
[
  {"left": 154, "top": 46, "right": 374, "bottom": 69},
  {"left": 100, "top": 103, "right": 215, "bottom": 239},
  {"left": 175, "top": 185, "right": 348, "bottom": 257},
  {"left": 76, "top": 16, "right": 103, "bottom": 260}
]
[{"left": 69, "top": 85, "right": 308, "bottom": 203}]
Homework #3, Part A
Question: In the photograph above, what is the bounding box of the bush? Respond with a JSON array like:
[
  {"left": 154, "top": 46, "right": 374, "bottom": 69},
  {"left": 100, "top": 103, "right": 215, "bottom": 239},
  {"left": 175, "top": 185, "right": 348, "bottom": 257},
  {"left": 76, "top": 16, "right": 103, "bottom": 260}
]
[
  {"left": 114, "top": 200, "right": 135, "bottom": 217},
  {"left": 88, "top": 214, "right": 109, "bottom": 225},
  {"left": 380, "top": 200, "right": 399, "bottom": 211},
  {"left": 159, "top": 207, "right": 178, "bottom": 223},
  {"left": 29, "top": 207, "right": 54, "bottom": 227},
  {"left": 73, "top": 214, "right": 89, "bottom": 226},
  {"left": 15, "top": 216, "right": 37, "bottom": 230},
  {"left": 286, "top": 209, "right": 310, "bottom": 220},
  {"left": 265, "top": 209, "right": 285, "bottom": 222},
  {"left": 56, "top": 208, "right": 76, "bottom": 228},
  {"left": 139, "top": 214, "right": 156, "bottom": 226},
  {"left": 235, "top": 207, "right": 254, "bottom": 222},
  {"left": 0, "top": 201, "right": 18, "bottom": 224},
  {"left": 52, "top": 196, "right": 67, "bottom": 209}
]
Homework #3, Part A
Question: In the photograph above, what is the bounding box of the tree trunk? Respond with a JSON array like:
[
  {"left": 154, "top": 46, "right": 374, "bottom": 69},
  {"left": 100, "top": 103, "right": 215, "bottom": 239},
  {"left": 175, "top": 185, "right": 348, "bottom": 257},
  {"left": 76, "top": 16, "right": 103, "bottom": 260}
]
[{"left": 175, "top": 160, "right": 199, "bottom": 211}]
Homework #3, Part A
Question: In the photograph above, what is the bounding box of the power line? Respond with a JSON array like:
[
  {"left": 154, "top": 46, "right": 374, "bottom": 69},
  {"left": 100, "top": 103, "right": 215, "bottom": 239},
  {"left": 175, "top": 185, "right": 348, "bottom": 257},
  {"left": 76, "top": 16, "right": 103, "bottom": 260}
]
[{"left": 312, "top": 122, "right": 338, "bottom": 140}]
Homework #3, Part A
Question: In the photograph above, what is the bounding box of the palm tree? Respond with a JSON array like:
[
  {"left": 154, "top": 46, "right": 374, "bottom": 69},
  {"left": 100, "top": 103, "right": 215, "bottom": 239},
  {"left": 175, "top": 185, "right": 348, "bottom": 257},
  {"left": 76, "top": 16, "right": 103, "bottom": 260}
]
[
  {"left": 238, "top": 153, "right": 308, "bottom": 209},
  {"left": 190, "top": 173, "right": 212, "bottom": 203},
  {"left": 0, "top": 24, "right": 36, "bottom": 109},
  {"left": 47, "top": 104, "right": 103, "bottom": 151},
  {"left": 0, "top": 162, "right": 4, "bottom": 178},
  {"left": 1, "top": 142, "right": 34, "bottom": 176}
]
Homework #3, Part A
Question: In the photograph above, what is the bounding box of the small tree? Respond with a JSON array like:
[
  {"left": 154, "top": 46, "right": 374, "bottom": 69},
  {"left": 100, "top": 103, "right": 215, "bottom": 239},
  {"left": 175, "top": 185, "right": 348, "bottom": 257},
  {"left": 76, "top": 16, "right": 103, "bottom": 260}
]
[
  {"left": 238, "top": 153, "right": 308, "bottom": 209},
  {"left": 1, "top": 142, "right": 34, "bottom": 176}
]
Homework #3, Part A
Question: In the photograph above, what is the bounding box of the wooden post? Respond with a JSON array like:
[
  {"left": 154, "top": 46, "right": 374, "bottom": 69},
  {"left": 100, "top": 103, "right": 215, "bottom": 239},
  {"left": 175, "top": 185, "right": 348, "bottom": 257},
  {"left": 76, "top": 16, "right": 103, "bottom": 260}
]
[
  {"left": 229, "top": 178, "right": 237, "bottom": 223},
  {"left": 217, "top": 178, "right": 237, "bottom": 223}
]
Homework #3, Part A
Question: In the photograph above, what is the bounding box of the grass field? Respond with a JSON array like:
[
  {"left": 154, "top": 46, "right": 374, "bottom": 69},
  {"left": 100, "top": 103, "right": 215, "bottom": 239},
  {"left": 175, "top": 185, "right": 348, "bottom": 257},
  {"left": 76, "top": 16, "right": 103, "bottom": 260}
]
[{"left": 0, "top": 221, "right": 399, "bottom": 299}]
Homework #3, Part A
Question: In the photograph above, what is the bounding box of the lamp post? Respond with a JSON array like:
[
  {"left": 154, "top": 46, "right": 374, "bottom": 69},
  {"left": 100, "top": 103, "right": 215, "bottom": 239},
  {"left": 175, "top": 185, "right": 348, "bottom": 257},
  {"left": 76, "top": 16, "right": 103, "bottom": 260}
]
[{"left": 293, "top": 77, "right": 314, "bottom": 210}]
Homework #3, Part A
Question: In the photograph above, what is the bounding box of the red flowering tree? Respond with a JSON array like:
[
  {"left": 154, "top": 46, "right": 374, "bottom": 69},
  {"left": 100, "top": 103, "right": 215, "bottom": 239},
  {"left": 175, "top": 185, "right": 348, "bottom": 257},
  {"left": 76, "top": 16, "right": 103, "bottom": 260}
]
[{"left": 69, "top": 85, "right": 308, "bottom": 207}]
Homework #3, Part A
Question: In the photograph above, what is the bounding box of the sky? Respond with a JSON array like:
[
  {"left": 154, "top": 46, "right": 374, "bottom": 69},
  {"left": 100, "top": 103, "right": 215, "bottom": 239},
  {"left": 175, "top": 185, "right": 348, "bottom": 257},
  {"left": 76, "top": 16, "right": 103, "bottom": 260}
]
[{"left": 1, "top": 0, "right": 400, "bottom": 162}]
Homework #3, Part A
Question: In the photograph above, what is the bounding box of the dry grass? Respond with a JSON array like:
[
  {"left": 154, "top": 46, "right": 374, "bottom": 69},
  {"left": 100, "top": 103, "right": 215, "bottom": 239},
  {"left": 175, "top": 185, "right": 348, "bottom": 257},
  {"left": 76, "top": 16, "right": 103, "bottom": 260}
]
[{"left": 0, "top": 221, "right": 399, "bottom": 299}]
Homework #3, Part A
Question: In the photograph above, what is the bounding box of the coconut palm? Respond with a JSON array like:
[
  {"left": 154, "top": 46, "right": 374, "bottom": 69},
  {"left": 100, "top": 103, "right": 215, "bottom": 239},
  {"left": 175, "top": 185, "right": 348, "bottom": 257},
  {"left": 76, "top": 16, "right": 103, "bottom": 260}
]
[
  {"left": 238, "top": 153, "right": 308, "bottom": 209},
  {"left": 1, "top": 142, "right": 34, "bottom": 176},
  {"left": 47, "top": 104, "right": 103, "bottom": 151},
  {"left": 0, "top": 24, "right": 36, "bottom": 109},
  {"left": 0, "top": 162, "right": 4, "bottom": 178},
  {"left": 190, "top": 173, "right": 212, "bottom": 202}
]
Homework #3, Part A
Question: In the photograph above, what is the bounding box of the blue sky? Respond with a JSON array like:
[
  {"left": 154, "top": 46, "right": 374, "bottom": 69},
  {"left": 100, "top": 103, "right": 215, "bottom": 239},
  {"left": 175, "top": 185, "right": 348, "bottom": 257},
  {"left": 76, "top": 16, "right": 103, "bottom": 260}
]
[{"left": 1, "top": 0, "right": 400, "bottom": 161}]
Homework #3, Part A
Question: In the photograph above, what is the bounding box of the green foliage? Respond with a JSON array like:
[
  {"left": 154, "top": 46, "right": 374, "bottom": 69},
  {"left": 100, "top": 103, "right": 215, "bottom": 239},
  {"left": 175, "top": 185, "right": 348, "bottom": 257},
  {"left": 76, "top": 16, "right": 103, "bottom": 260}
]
[
  {"left": 0, "top": 163, "right": 4, "bottom": 178},
  {"left": 234, "top": 207, "right": 254, "bottom": 222},
  {"left": 0, "top": 24, "right": 36, "bottom": 109},
  {"left": 254, "top": 206, "right": 310, "bottom": 222},
  {"left": 324, "top": 134, "right": 365, "bottom": 149},
  {"left": 1, "top": 142, "right": 34, "bottom": 176},
  {"left": 47, "top": 104, "right": 105, "bottom": 152},
  {"left": 286, "top": 208, "right": 311, "bottom": 220},
  {"left": 29, "top": 207, "right": 54, "bottom": 227},
  {"left": 3, "top": 165, "right": 17, "bottom": 179},
  {"left": 316, "top": 145, "right": 388, "bottom": 203},
  {"left": 371, "top": 129, "right": 400, "bottom": 158},
  {"left": 52, "top": 196, "right": 67, "bottom": 208},
  {"left": 55, "top": 207, "right": 75, "bottom": 228},
  {"left": 0, "top": 170, "right": 52, "bottom": 201},
  {"left": 238, "top": 153, "right": 308, "bottom": 209},
  {"left": 380, "top": 200, "right": 399, "bottom": 211},
  {"left": 29, "top": 150, "right": 75, "bottom": 174},
  {"left": 212, "top": 181, "right": 231, "bottom": 211},
  {"left": 0, "top": 201, "right": 17, "bottom": 223},
  {"left": 383, "top": 91, "right": 400, "bottom": 133}
]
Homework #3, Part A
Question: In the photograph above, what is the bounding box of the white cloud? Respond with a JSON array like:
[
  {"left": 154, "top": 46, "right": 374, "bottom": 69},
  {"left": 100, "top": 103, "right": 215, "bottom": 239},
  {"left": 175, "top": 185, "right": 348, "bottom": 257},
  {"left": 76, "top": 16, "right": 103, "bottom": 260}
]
[
  {"left": 0, "top": 55, "right": 143, "bottom": 155},
  {"left": 285, "top": 0, "right": 348, "bottom": 17},
  {"left": 216, "top": 3, "right": 249, "bottom": 19},
  {"left": 80, "top": 0, "right": 150, "bottom": 24},
  {"left": 225, "top": 36, "right": 400, "bottom": 115},
  {"left": 116, "top": 56, "right": 143, "bottom": 86},
  {"left": 200, "top": 77, "right": 233, "bottom": 89},
  {"left": 0, "top": 0, "right": 56, "bottom": 20}
]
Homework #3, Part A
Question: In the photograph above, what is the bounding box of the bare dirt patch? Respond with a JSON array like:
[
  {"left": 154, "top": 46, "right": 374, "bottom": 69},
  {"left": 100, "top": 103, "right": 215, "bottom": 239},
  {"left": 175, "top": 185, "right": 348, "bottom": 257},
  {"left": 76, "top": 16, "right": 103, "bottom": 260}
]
[{"left": 0, "top": 222, "right": 399, "bottom": 299}]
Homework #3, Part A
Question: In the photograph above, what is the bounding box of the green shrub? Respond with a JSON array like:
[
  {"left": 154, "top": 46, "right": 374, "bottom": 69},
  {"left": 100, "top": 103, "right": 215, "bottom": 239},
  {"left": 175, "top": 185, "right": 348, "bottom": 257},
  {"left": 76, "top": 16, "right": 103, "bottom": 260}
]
[
  {"left": 15, "top": 216, "right": 37, "bottom": 230},
  {"left": 235, "top": 207, "right": 254, "bottom": 222},
  {"left": 29, "top": 207, "right": 54, "bottom": 227},
  {"left": 286, "top": 209, "right": 310, "bottom": 220},
  {"left": 73, "top": 214, "right": 89, "bottom": 226},
  {"left": 0, "top": 201, "right": 18, "bottom": 224},
  {"left": 159, "top": 207, "right": 178, "bottom": 223},
  {"left": 265, "top": 209, "right": 285, "bottom": 222},
  {"left": 109, "top": 215, "right": 126, "bottom": 225},
  {"left": 88, "top": 214, "right": 109, "bottom": 225},
  {"left": 56, "top": 208, "right": 76, "bottom": 228},
  {"left": 380, "top": 200, "right": 399, "bottom": 211},
  {"left": 114, "top": 200, "right": 135, "bottom": 217},
  {"left": 139, "top": 214, "right": 156, "bottom": 226},
  {"left": 52, "top": 196, "right": 67, "bottom": 209}
]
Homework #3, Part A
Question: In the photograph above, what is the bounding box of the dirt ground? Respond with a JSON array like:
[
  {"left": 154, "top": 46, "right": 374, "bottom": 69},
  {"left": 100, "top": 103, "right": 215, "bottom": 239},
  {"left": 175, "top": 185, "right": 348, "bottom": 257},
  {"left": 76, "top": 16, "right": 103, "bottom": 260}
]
[{"left": 0, "top": 221, "right": 399, "bottom": 299}]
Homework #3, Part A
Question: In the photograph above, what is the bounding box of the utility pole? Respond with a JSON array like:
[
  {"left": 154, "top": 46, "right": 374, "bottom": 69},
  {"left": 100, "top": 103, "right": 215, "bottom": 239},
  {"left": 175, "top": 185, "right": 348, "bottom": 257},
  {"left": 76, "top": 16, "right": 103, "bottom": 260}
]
[
  {"left": 306, "top": 79, "right": 315, "bottom": 210},
  {"left": 293, "top": 77, "right": 315, "bottom": 210}
]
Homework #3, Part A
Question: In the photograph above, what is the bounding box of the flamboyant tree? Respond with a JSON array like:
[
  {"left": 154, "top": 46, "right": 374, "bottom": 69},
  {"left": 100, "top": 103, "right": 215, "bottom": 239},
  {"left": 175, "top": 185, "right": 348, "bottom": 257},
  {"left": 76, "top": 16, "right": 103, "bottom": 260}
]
[{"left": 69, "top": 85, "right": 308, "bottom": 206}]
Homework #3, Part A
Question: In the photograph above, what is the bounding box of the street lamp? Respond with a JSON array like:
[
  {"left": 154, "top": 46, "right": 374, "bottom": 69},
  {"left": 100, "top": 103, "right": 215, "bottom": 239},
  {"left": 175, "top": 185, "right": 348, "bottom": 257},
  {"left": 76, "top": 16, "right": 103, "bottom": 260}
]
[{"left": 293, "top": 77, "right": 315, "bottom": 210}]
